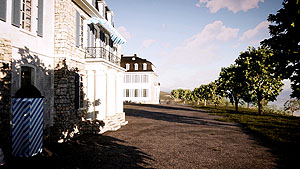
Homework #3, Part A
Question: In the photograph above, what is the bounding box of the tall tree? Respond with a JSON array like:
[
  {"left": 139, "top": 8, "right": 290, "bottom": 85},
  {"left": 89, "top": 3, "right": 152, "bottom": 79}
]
[
  {"left": 262, "top": 0, "right": 300, "bottom": 98},
  {"left": 216, "top": 64, "right": 247, "bottom": 111},
  {"left": 236, "top": 46, "right": 284, "bottom": 114}
]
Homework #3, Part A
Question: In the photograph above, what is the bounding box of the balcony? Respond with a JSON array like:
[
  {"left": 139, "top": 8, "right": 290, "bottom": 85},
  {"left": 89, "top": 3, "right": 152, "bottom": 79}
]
[{"left": 85, "top": 47, "right": 120, "bottom": 66}]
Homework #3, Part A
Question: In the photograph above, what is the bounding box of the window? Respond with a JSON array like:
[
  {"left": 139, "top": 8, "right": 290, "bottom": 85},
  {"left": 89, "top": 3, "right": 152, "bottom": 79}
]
[
  {"left": 21, "top": 0, "right": 32, "bottom": 31},
  {"left": 125, "top": 63, "right": 130, "bottom": 70},
  {"left": 134, "top": 89, "right": 139, "bottom": 97},
  {"left": 142, "top": 75, "right": 148, "bottom": 83},
  {"left": 143, "top": 63, "right": 147, "bottom": 70},
  {"left": 124, "top": 75, "right": 131, "bottom": 83},
  {"left": 143, "top": 89, "right": 148, "bottom": 97},
  {"left": 21, "top": 66, "right": 34, "bottom": 86},
  {"left": 134, "top": 63, "right": 138, "bottom": 70},
  {"left": 125, "top": 89, "right": 130, "bottom": 97},
  {"left": 133, "top": 75, "right": 140, "bottom": 83}
]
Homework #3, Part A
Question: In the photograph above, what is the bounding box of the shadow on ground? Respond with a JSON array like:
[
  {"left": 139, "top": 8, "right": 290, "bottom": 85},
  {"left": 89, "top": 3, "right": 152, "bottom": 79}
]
[
  {"left": 125, "top": 104, "right": 238, "bottom": 128},
  {"left": 3, "top": 134, "right": 153, "bottom": 169}
]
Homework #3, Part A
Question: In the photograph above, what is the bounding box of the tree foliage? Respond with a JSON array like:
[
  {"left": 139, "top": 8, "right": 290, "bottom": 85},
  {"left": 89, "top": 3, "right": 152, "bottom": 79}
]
[
  {"left": 284, "top": 99, "right": 300, "bottom": 116},
  {"left": 235, "top": 46, "right": 284, "bottom": 114},
  {"left": 262, "top": 0, "right": 300, "bottom": 98},
  {"left": 216, "top": 64, "right": 247, "bottom": 111}
]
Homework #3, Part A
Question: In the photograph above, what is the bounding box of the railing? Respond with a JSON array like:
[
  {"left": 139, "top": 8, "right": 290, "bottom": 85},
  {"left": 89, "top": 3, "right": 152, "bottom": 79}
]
[{"left": 85, "top": 47, "right": 120, "bottom": 66}]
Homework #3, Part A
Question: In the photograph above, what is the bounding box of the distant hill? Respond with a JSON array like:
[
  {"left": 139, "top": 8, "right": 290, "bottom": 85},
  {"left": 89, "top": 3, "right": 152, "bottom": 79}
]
[{"left": 160, "top": 91, "right": 171, "bottom": 100}]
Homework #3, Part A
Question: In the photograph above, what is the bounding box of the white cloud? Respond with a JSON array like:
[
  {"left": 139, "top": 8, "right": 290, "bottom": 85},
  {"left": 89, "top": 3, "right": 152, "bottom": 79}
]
[
  {"left": 142, "top": 38, "right": 156, "bottom": 48},
  {"left": 196, "top": 0, "right": 264, "bottom": 13},
  {"left": 239, "top": 21, "right": 270, "bottom": 41},
  {"left": 158, "top": 21, "right": 239, "bottom": 90},
  {"left": 116, "top": 26, "right": 131, "bottom": 40}
]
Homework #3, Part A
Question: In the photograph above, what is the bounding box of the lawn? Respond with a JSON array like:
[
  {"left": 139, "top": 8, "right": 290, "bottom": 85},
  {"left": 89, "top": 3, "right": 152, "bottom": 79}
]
[{"left": 194, "top": 105, "right": 300, "bottom": 168}]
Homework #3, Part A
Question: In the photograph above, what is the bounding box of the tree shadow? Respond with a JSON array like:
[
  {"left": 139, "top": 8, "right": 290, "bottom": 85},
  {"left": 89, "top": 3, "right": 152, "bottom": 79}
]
[
  {"left": 128, "top": 103, "right": 206, "bottom": 113},
  {"left": 125, "top": 105, "right": 239, "bottom": 129},
  {"left": 3, "top": 134, "right": 154, "bottom": 169}
]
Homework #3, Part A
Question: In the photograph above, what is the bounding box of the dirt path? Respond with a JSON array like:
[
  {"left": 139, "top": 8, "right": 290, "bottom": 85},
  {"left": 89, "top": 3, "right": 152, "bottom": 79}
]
[
  {"left": 103, "top": 104, "right": 278, "bottom": 169},
  {"left": 3, "top": 104, "right": 278, "bottom": 169}
]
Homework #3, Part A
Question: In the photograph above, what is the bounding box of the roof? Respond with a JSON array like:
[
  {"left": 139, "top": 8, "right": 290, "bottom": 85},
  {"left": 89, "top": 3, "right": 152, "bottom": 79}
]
[{"left": 120, "top": 54, "right": 155, "bottom": 72}]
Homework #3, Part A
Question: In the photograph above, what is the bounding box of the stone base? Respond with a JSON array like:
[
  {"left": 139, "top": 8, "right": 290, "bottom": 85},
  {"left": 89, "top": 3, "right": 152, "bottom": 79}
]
[{"left": 99, "top": 112, "right": 128, "bottom": 134}]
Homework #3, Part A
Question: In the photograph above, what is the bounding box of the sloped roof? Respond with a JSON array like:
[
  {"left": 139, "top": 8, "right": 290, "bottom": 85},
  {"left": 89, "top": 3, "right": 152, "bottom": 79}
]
[{"left": 121, "top": 54, "right": 155, "bottom": 72}]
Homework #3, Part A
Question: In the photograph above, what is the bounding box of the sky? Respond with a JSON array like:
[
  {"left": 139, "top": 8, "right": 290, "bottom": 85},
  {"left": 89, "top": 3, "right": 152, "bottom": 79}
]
[{"left": 106, "top": 0, "right": 292, "bottom": 107}]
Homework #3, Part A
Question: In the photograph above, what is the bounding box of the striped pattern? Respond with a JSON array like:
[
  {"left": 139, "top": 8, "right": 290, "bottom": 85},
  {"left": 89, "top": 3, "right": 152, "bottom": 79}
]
[
  {"left": 87, "top": 17, "right": 127, "bottom": 45},
  {"left": 12, "top": 98, "right": 44, "bottom": 157}
]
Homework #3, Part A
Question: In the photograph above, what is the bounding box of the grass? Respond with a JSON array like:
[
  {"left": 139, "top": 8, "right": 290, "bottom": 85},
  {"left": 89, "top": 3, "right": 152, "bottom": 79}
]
[{"left": 194, "top": 104, "right": 300, "bottom": 168}]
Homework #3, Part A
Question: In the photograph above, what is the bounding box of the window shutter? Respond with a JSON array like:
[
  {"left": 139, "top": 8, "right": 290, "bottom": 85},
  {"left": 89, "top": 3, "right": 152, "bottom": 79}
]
[
  {"left": 74, "top": 74, "right": 80, "bottom": 109},
  {"left": 87, "top": 25, "right": 90, "bottom": 47},
  {"left": 11, "top": 0, "right": 20, "bottom": 27},
  {"left": 37, "top": 0, "right": 44, "bottom": 37},
  {"left": 91, "top": 27, "right": 95, "bottom": 47},
  {"left": 75, "top": 11, "right": 80, "bottom": 47},
  {"left": 0, "top": 0, "right": 7, "bottom": 21}
]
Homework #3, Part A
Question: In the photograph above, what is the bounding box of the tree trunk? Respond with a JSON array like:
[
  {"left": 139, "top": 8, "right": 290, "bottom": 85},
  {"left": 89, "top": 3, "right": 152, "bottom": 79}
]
[
  {"left": 235, "top": 101, "right": 238, "bottom": 112},
  {"left": 234, "top": 96, "right": 238, "bottom": 112},
  {"left": 204, "top": 99, "right": 207, "bottom": 106},
  {"left": 258, "top": 99, "right": 263, "bottom": 115}
]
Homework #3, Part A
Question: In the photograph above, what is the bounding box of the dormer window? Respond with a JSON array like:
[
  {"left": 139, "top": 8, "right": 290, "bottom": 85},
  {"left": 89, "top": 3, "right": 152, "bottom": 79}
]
[
  {"left": 126, "top": 63, "right": 130, "bottom": 70},
  {"left": 134, "top": 63, "right": 138, "bottom": 70},
  {"left": 143, "top": 63, "right": 147, "bottom": 70}
]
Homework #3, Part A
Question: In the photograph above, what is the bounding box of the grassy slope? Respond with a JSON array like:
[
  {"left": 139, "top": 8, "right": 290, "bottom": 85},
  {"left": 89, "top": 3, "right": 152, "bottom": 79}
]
[{"left": 194, "top": 105, "right": 300, "bottom": 168}]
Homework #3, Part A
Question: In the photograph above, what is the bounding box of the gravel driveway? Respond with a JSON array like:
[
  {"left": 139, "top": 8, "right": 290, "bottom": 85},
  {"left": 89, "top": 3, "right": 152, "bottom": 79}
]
[
  {"left": 3, "top": 104, "right": 278, "bottom": 169},
  {"left": 104, "top": 104, "right": 277, "bottom": 169}
]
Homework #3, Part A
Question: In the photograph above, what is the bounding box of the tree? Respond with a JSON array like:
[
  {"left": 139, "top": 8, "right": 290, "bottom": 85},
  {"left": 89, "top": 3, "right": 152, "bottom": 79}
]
[
  {"left": 208, "top": 82, "right": 222, "bottom": 107},
  {"left": 171, "top": 89, "right": 180, "bottom": 100},
  {"left": 216, "top": 64, "right": 248, "bottom": 111},
  {"left": 193, "top": 83, "right": 215, "bottom": 106},
  {"left": 235, "top": 46, "right": 284, "bottom": 114},
  {"left": 284, "top": 99, "right": 300, "bottom": 116},
  {"left": 262, "top": 0, "right": 300, "bottom": 98}
]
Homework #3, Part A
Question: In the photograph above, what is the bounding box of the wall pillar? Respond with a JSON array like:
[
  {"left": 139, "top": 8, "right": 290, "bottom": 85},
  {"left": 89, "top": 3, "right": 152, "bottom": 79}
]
[
  {"left": 106, "top": 70, "right": 116, "bottom": 117},
  {"left": 95, "top": 70, "right": 107, "bottom": 120}
]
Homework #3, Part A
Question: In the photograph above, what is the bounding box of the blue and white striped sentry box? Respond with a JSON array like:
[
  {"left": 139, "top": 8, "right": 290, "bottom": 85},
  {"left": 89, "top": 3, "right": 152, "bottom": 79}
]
[{"left": 12, "top": 98, "right": 44, "bottom": 157}]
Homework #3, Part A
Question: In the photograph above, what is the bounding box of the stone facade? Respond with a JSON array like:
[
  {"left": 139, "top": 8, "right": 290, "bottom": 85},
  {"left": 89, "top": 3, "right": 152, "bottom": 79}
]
[{"left": 0, "top": 38, "right": 12, "bottom": 154}]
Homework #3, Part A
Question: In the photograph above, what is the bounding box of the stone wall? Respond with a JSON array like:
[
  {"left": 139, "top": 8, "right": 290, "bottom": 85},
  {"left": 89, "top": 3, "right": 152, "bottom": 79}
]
[
  {"left": 50, "top": 60, "right": 104, "bottom": 143},
  {"left": 0, "top": 38, "right": 12, "bottom": 155}
]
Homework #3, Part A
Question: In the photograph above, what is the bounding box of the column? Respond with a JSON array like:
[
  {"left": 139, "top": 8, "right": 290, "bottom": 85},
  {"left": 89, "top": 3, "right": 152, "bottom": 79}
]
[
  {"left": 106, "top": 70, "right": 116, "bottom": 117},
  {"left": 95, "top": 70, "right": 107, "bottom": 120},
  {"left": 87, "top": 69, "right": 95, "bottom": 120}
]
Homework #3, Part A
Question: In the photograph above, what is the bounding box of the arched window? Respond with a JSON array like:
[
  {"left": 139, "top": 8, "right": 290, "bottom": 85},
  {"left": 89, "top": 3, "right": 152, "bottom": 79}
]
[
  {"left": 143, "top": 63, "right": 147, "bottom": 70},
  {"left": 134, "top": 63, "right": 138, "bottom": 70}
]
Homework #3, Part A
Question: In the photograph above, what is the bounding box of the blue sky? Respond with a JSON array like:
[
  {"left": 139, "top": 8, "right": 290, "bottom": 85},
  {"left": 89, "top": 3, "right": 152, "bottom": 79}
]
[{"left": 107, "top": 0, "right": 284, "bottom": 93}]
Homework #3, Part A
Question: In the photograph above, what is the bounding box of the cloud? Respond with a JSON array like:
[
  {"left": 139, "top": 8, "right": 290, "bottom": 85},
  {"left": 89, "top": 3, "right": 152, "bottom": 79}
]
[
  {"left": 116, "top": 26, "right": 131, "bottom": 40},
  {"left": 142, "top": 38, "right": 156, "bottom": 48},
  {"left": 239, "top": 21, "right": 270, "bottom": 41},
  {"left": 158, "top": 21, "right": 239, "bottom": 90},
  {"left": 196, "top": 0, "right": 264, "bottom": 13},
  {"left": 162, "top": 24, "right": 166, "bottom": 29}
]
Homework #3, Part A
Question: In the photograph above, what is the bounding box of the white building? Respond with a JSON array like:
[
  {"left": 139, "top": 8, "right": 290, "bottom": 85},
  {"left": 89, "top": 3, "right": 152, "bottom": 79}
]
[
  {"left": 0, "top": 0, "right": 55, "bottom": 126},
  {"left": 121, "top": 54, "right": 160, "bottom": 104},
  {"left": 0, "top": 0, "right": 128, "bottom": 143}
]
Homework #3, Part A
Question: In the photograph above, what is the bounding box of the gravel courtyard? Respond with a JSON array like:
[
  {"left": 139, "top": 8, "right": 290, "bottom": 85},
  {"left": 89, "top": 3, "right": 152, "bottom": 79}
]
[{"left": 4, "top": 104, "right": 279, "bottom": 169}]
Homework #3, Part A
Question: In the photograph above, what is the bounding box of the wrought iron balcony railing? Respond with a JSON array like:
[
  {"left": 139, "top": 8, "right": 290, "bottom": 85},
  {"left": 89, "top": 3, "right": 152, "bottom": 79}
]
[{"left": 85, "top": 47, "right": 120, "bottom": 66}]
